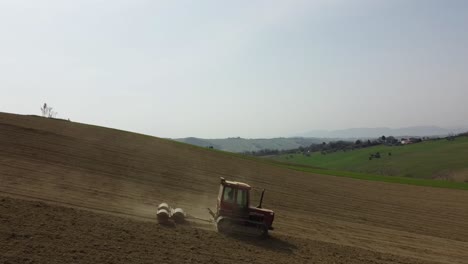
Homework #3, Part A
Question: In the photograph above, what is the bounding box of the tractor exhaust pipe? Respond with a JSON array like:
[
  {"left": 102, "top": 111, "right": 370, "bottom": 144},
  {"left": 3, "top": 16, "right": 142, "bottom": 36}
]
[{"left": 258, "top": 189, "right": 265, "bottom": 208}]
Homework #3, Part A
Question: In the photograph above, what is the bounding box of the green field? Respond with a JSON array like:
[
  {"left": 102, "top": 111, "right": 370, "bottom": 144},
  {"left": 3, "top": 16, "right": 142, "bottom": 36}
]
[
  {"left": 277, "top": 165, "right": 468, "bottom": 190},
  {"left": 269, "top": 136, "right": 468, "bottom": 181}
]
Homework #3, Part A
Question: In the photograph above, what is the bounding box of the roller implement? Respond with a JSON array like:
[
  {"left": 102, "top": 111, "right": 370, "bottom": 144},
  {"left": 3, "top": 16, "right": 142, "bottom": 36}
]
[
  {"left": 156, "top": 203, "right": 186, "bottom": 224},
  {"left": 208, "top": 177, "right": 275, "bottom": 238}
]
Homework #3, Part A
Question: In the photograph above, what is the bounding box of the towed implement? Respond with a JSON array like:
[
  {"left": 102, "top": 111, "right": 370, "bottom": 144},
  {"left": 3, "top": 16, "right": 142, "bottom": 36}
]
[
  {"left": 208, "top": 177, "right": 275, "bottom": 238},
  {"left": 156, "top": 203, "right": 186, "bottom": 224}
]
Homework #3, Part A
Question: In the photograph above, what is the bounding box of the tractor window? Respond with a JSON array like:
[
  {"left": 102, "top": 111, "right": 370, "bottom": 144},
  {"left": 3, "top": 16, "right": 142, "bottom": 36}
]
[
  {"left": 223, "top": 187, "right": 234, "bottom": 203},
  {"left": 236, "top": 189, "right": 247, "bottom": 208}
]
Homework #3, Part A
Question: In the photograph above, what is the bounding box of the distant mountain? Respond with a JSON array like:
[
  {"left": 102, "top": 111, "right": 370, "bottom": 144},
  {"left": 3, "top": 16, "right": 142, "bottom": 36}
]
[
  {"left": 173, "top": 137, "right": 330, "bottom": 153},
  {"left": 298, "top": 126, "right": 467, "bottom": 138},
  {"left": 175, "top": 126, "right": 467, "bottom": 153}
]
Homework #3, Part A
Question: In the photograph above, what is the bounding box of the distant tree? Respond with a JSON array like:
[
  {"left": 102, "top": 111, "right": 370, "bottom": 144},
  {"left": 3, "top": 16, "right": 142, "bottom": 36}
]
[
  {"left": 355, "top": 140, "right": 362, "bottom": 145},
  {"left": 381, "top": 135, "right": 386, "bottom": 141},
  {"left": 40, "top": 103, "right": 47, "bottom": 116},
  {"left": 445, "top": 133, "right": 456, "bottom": 141},
  {"left": 40, "top": 103, "right": 57, "bottom": 118},
  {"left": 386, "top": 136, "right": 397, "bottom": 145}
]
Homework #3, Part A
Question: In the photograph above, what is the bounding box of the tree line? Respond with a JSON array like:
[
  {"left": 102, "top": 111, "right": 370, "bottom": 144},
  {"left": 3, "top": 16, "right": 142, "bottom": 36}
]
[{"left": 243, "top": 136, "right": 410, "bottom": 157}]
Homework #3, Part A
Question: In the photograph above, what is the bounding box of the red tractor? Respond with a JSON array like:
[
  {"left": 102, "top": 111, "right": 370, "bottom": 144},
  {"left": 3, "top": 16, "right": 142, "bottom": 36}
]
[{"left": 208, "top": 177, "right": 275, "bottom": 238}]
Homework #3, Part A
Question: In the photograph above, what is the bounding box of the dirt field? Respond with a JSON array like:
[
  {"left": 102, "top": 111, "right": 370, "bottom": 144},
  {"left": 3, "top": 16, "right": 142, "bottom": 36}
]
[{"left": 1, "top": 113, "right": 468, "bottom": 263}]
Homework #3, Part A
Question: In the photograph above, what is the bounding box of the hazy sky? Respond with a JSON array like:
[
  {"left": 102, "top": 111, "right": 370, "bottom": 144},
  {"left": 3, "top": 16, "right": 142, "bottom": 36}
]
[{"left": 1, "top": 0, "right": 467, "bottom": 138}]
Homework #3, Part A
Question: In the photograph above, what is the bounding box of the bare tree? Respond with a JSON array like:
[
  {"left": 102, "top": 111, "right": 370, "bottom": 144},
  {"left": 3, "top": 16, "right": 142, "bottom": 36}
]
[{"left": 40, "top": 103, "right": 57, "bottom": 118}]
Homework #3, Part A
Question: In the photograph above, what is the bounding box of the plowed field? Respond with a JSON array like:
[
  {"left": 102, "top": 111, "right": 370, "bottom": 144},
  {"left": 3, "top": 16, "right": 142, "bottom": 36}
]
[{"left": 1, "top": 113, "right": 467, "bottom": 263}]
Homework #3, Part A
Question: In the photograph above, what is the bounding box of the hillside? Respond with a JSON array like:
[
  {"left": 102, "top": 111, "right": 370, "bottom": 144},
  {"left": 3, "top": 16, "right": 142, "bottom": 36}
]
[
  {"left": 174, "top": 137, "right": 328, "bottom": 153},
  {"left": 270, "top": 138, "right": 468, "bottom": 182},
  {"left": 298, "top": 126, "right": 466, "bottom": 138},
  {"left": 1, "top": 112, "right": 468, "bottom": 264}
]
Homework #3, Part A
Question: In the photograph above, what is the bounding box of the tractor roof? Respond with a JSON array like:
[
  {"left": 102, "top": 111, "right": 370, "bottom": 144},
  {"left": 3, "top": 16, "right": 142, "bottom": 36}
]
[{"left": 221, "top": 178, "right": 252, "bottom": 190}]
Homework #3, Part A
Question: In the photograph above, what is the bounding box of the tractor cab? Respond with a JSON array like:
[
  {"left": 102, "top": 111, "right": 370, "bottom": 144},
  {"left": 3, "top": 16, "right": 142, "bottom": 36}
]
[
  {"left": 213, "top": 177, "right": 275, "bottom": 236},
  {"left": 217, "top": 178, "right": 251, "bottom": 217}
]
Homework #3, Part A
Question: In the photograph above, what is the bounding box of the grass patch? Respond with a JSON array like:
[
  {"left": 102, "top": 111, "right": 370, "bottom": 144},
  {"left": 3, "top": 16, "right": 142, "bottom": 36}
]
[
  {"left": 279, "top": 164, "right": 468, "bottom": 190},
  {"left": 197, "top": 144, "right": 468, "bottom": 190},
  {"left": 269, "top": 137, "right": 468, "bottom": 180}
]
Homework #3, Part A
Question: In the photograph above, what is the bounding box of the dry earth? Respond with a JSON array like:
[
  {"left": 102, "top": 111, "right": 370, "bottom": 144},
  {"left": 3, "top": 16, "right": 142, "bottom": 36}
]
[{"left": 1, "top": 113, "right": 468, "bottom": 263}]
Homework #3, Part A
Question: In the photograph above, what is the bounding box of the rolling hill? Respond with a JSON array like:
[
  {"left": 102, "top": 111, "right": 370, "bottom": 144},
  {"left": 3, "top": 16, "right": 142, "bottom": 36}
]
[
  {"left": 175, "top": 126, "right": 468, "bottom": 153},
  {"left": 298, "top": 126, "right": 466, "bottom": 138},
  {"left": 1, "top": 112, "right": 468, "bottom": 264},
  {"left": 174, "top": 137, "right": 328, "bottom": 153},
  {"left": 270, "top": 138, "right": 468, "bottom": 182}
]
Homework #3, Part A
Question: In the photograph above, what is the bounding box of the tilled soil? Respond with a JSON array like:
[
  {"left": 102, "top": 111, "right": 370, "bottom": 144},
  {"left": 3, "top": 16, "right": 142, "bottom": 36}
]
[
  {"left": 0, "top": 196, "right": 439, "bottom": 264},
  {"left": 1, "top": 112, "right": 468, "bottom": 263}
]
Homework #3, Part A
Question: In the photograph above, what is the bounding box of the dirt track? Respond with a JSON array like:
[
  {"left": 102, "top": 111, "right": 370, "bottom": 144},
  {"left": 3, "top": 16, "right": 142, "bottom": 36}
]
[{"left": 1, "top": 113, "right": 468, "bottom": 263}]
